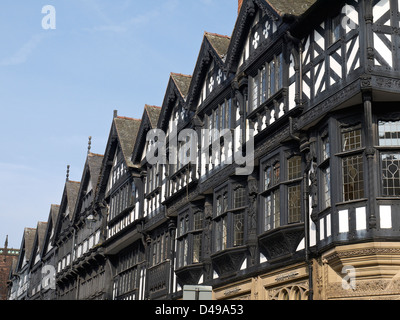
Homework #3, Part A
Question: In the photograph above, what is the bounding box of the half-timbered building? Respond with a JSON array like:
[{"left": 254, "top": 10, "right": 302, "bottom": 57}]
[
  {"left": 9, "top": 0, "right": 400, "bottom": 300},
  {"left": 96, "top": 112, "right": 143, "bottom": 300},
  {"left": 27, "top": 222, "right": 48, "bottom": 300},
  {"left": 54, "top": 176, "right": 81, "bottom": 299},
  {"left": 39, "top": 204, "right": 60, "bottom": 300}
]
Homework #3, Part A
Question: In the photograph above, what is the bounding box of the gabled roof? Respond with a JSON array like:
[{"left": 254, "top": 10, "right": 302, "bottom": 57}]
[
  {"left": 16, "top": 227, "right": 36, "bottom": 272},
  {"left": 95, "top": 114, "right": 142, "bottom": 201},
  {"left": 28, "top": 221, "right": 48, "bottom": 269},
  {"left": 226, "top": 0, "right": 317, "bottom": 72},
  {"left": 71, "top": 152, "right": 104, "bottom": 224},
  {"left": 53, "top": 180, "right": 81, "bottom": 244},
  {"left": 40, "top": 204, "right": 60, "bottom": 257},
  {"left": 50, "top": 204, "right": 60, "bottom": 226},
  {"left": 145, "top": 105, "right": 162, "bottom": 129},
  {"left": 265, "top": 0, "right": 317, "bottom": 17},
  {"left": 171, "top": 73, "right": 192, "bottom": 100},
  {"left": 131, "top": 105, "right": 162, "bottom": 164},
  {"left": 65, "top": 181, "right": 81, "bottom": 217},
  {"left": 204, "top": 32, "right": 231, "bottom": 60},
  {"left": 186, "top": 32, "right": 231, "bottom": 111},
  {"left": 114, "top": 116, "right": 142, "bottom": 168}
]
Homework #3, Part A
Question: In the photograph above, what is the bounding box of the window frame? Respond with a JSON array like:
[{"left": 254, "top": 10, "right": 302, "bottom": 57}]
[
  {"left": 336, "top": 123, "right": 366, "bottom": 203},
  {"left": 212, "top": 182, "right": 247, "bottom": 253},
  {"left": 260, "top": 149, "right": 303, "bottom": 234},
  {"left": 377, "top": 118, "right": 400, "bottom": 197},
  {"left": 249, "top": 53, "right": 284, "bottom": 112},
  {"left": 176, "top": 208, "right": 204, "bottom": 268}
]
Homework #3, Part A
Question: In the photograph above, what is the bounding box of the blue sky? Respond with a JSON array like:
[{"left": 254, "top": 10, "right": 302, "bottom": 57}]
[{"left": 0, "top": 0, "right": 238, "bottom": 249}]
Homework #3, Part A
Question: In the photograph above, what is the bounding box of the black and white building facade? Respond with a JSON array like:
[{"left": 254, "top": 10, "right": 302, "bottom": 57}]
[{"left": 8, "top": 0, "right": 400, "bottom": 300}]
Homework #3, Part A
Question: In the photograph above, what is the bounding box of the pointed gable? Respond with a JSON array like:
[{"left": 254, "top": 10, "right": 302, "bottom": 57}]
[
  {"left": 96, "top": 114, "right": 142, "bottom": 201},
  {"left": 29, "top": 222, "right": 48, "bottom": 268},
  {"left": 171, "top": 73, "right": 192, "bottom": 101},
  {"left": 53, "top": 180, "right": 81, "bottom": 245},
  {"left": 155, "top": 73, "right": 193, "bottom": 138},
  {"left": 72, "top": 152, "right": 104, "bottom": 224},
  {"left": 265, "top": 0, "right": 317, "bottom": 17},
  {"left": 226, "top": 0, "right": 317, "bottom": 73},
  {"left": 16, "top": 228, "right": 36, "bottom": 271},
  {"left": 131, "top": 105, "right": 162, "bottom": 165},
  {"left": 186, "top": 31, "right": 231, "bottom": 111},
  {"left": 205, "top": 32, "right": 231, "bottom": 60},
  {"left": 41, "top": 204, "right": 60, "bottom": 256},
  {"left": 114, "top": 116, "right": 142, "bottom": 168}
]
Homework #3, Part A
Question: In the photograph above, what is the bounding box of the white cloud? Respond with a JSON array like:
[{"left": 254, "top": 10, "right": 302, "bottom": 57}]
[{"left": 0, "top": 33, "right": 47, "bottom": 67}]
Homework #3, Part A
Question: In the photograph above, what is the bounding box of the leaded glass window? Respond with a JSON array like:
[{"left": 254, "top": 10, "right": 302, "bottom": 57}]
[
  {"left": 382, "top": 153, "right": 400, "bottom": 196},
  {"left": 343, "top": 155, "right": 364, "bottom": 201}
]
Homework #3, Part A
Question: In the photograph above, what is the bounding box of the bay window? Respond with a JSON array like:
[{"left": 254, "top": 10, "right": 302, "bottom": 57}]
[
  {"left": 378, "top": 119, "right": 400, "bottom": 196},
  {"left": 213, "top": 183, "right": 247, "bottom": 252},
  {"left": 176, "top": 209, "right": 204, "bottom": 268},
  {"left": 260, "top": 151, "right": 303, "bottom": 233}
]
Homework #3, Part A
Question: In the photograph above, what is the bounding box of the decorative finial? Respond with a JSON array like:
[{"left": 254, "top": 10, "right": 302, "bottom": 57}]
[
  {"left": 66, "top": 165, "right": 70, "bottom": 182},
  {"left": 88, "top": 136, "right": 92, "bottom": 154},
  {"left": 4, "top": 235, "right": 8, "bottom": 249}
]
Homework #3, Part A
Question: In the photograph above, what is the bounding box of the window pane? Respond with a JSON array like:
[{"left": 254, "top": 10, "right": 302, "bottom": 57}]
[
  {"left": 288, "top": 156, "right": 302, "bottom": 180},
  {"left": 273, "top": 191, "right": 280, "bottom": 228},
  {"left": 288, "top": 185, "right": 301, "bottom": 223},
  {"left": 322, "top": 136, "right": 330, "bottom": 160},
  {"left": 193, "top": 234, "right": 202, "bottom": 263},
  {"left": 273, "top": 162, "right": 280, "bottom": 184},
  {"left": 322, "top": 166, "right": 331, "bottom": 209},
  {"left": 216, "top": 196, "right": 222, "bottom": 216},
  {"left": 223, "top": 192, "right": 228, "bottom": 212},
  {"left": 263, "top": 189, "right": 280, "bottom": 231},
  {"left": 264, "top": 195, "right": 272, "bottom": 231},
  {"left": 269, "top": 61, "right": 276, "bottom": 96},
  {"left": 252, "top": 74, "right": 259, "bottom": 110},
  {"left": 343, "top": 155, "right": 364, "bottom": 201},
  {"left": 265, "top": 167, "right": 272, "bottom": 190},
  {"left": 194, "top": 212, "right": 203, "bottom": 230},
  {"left": 382, "top": 153, "right": 400, "bottom": 196},
  {"left": 379, "top": 120, "right": 400, "bottom": 146},
  {"left": 234, "top": 187, "right": 246, "bottom": 208},
  {"left": 222, "top": 217, "right": 227, "bottom": 250},
  {"left": 342, "top": 128, "right": 362, "bottom": 151},
  {"left": 234, "top": 212, "right": 244, "bottom": 247},
  {"left": 261, "top": 66, "right": 267, "bottom": 103}
]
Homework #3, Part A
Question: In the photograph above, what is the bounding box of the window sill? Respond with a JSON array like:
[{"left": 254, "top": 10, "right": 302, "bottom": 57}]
[
  {"left": 335, "top": 147, "right": 365, "bottom": 157},
  {"left": 335, "top": 198, "right": 368, "bottom": 206}
]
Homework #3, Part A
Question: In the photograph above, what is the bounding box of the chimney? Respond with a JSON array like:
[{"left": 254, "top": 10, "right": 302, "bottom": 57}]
[{"left": 238, "top": 0, "right": 244, "bottom": 14}]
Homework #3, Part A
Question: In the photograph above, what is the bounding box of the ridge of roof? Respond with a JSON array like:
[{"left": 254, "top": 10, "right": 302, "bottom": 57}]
[
  {"left": 116, "top": 116, "right": 142, "bottom": 122},
  {"left": 171, "top": 72, "right": 192, "bottom": 78}
]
